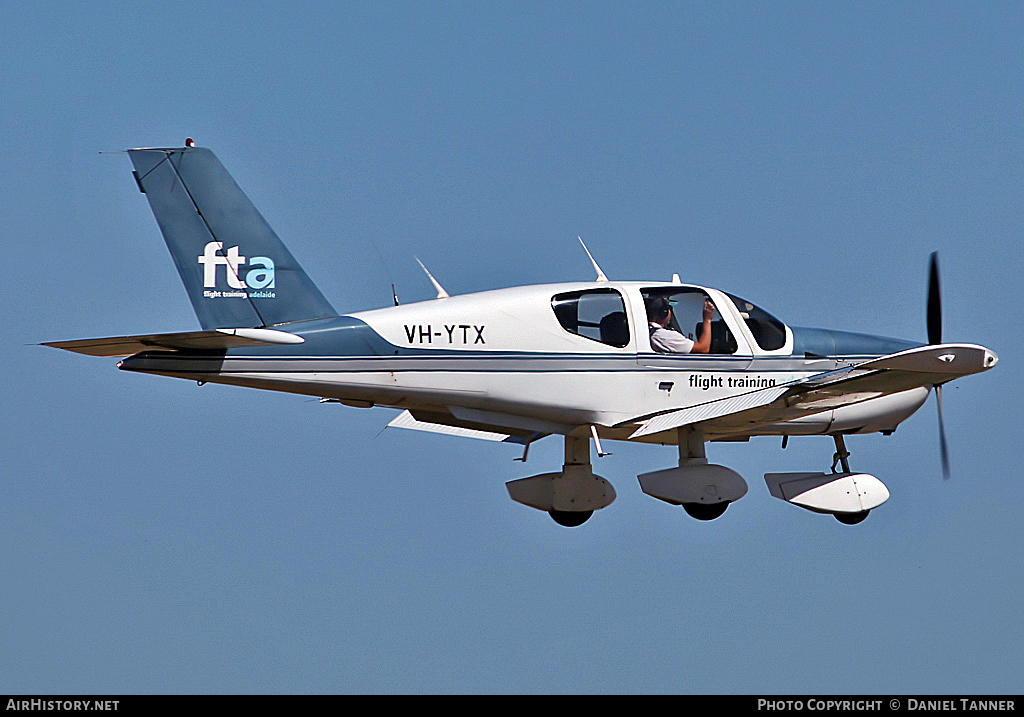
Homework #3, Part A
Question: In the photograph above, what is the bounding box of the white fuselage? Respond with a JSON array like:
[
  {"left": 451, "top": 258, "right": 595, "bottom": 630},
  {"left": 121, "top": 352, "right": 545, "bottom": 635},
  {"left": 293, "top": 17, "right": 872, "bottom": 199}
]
[{"left": 122, "top": 281, "right": 930, "bottom": 444}]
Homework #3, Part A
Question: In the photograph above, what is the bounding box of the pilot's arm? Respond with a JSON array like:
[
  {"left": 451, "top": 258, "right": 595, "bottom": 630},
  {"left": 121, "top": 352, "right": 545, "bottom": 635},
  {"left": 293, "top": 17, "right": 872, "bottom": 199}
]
[
  {"left": 650, "top": 325, "right": 695, "bottom": 353},
  {"left": 689, "top": 300, "right": 715, "bottom": 354}
]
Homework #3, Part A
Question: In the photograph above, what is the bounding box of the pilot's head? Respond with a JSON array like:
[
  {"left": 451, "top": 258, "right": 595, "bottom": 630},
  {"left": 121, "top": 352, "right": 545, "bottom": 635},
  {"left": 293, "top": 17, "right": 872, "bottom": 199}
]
[{"left": 646, "top": 297, "right": 672, "bottom": 326}]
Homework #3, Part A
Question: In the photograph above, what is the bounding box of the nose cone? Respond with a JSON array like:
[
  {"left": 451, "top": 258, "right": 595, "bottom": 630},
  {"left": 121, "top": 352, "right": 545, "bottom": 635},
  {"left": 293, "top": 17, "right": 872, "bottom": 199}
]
[{"left": 984, "top": 349, "right": 999, "bottom": 370}]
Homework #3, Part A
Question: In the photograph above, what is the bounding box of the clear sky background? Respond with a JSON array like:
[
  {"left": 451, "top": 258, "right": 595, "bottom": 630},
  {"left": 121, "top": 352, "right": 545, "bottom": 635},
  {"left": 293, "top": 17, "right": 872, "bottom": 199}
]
[{"left": 2, "top": 2, "right": 1022, "bottom": 694}]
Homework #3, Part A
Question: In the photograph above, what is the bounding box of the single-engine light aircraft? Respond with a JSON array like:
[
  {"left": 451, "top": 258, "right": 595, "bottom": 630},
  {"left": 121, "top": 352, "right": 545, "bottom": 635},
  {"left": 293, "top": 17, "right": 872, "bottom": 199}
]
[{"left": 46, "top": 144, "right": 999, "bottom": 527}]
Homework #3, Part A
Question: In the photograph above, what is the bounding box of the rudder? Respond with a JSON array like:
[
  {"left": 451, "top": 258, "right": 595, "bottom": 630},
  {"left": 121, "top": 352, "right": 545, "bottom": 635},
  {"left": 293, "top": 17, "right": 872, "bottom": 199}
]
[{"left": 129, "top": 145, "right": 337, "bottom": 329}]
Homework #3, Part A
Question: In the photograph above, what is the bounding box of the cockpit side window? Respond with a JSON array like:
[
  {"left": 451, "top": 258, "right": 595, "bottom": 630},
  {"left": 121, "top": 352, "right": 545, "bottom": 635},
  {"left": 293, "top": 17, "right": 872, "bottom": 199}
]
[
  {"left": 641, "top": 288, "right": 737, "bottom": 355},
  {"left": 724, "top": 292, "right": 787, "bottom": 351},
  {"left": 551, "top": 289, "right": 630, "bottom": 348}
]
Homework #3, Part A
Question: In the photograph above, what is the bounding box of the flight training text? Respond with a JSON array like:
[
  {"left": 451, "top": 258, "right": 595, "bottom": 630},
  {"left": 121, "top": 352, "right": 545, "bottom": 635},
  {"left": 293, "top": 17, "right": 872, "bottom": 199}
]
[{"left": 690, "top": 373, "right": 777, "bottom": 390}]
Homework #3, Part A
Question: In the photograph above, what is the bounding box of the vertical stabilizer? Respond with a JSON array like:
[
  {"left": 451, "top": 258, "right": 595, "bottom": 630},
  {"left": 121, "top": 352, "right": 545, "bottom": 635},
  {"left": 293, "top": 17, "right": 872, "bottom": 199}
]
[{"left": 128, "top": 146, "right": 337, "bottom": 329}]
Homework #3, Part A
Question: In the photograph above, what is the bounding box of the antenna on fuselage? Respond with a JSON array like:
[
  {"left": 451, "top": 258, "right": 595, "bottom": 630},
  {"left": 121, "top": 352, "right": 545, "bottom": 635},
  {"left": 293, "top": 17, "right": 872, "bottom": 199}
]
[
  {"left": 578, "top": 237, "right": 609, "bottom": 282},
  {"left": 414, "top": 256, "right": 450, "bottom": 299},
  {"left": 369, "top": 241, "right": 400, "bottom": 305}
]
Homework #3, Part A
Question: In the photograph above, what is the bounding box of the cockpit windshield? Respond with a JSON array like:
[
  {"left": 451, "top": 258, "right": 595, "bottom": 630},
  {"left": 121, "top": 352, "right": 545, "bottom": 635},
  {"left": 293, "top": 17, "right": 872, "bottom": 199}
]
[{"left": 723, "top": 293, "right": 787, "bottom": 351}]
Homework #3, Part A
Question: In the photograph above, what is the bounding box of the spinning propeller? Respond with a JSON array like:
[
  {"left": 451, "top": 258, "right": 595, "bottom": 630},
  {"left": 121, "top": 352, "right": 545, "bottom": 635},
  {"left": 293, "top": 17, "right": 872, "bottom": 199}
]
[{"left": 927, "top": 252, "right": 951, "bottom": 479}]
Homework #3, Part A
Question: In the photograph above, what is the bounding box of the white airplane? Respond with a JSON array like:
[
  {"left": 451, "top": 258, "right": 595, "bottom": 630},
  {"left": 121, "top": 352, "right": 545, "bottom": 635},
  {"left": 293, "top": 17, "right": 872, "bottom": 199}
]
[{"left": 46, "top": 143, "right": 999, "bottom": 527}]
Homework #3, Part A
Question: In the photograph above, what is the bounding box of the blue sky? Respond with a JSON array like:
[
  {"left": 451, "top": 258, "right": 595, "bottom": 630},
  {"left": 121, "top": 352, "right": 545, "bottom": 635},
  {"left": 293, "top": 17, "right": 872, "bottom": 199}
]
[{"left": 2, "top": 2, "right": 1022, "bottom": 693}]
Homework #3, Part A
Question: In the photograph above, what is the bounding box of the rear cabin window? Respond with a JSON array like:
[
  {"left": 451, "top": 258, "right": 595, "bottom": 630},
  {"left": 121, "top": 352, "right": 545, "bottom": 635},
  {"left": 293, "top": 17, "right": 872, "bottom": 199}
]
[
  {"left": 724, "top": 293, "right": 787, "bottom": 351},
  {"left": 551, "top": 289, "right": 630, "bottom": 348}
]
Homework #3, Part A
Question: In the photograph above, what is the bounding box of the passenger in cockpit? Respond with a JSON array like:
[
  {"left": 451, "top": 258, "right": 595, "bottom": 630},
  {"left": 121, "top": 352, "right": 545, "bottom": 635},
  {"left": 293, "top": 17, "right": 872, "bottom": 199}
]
[{"left": 647, "top": 296, "right": 714, "bottom": 354}]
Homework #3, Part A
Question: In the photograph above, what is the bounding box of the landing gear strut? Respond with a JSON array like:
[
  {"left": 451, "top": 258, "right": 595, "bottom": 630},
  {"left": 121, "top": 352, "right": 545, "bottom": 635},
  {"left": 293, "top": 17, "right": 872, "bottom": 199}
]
[
  {"left": 764, "top": 434, "right": 889, "bottom": 524},
  {"left": 638, "top": 426, "right": 748, "bottom": 521},
  {"left": 832, "top": 434, "right": 852, "bottom": 474},
  {"left": 830, "top": 435, "right": 869, "bottom": 525},
  {"left": 506, "top": 432, "right": 616, "bottom": 527}
]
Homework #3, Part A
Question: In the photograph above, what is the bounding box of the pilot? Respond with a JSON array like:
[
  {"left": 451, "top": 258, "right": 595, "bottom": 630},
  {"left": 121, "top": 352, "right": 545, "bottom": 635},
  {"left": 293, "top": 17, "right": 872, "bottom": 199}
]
[{"left": 647, "top": 296, "right": 715, "bottom": 354}]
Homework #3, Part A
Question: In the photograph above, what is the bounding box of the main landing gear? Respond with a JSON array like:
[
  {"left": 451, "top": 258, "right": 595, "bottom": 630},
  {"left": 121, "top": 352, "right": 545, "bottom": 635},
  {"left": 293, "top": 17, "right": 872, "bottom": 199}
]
[
  {"left": 505, "top": 433, "right": 616, "bottom": 527},
  {"left": 508, "top": 426, "right": 750, "bottom": 526},
  {"left": 638, "top": 426, "right": 748, "bottom": 521}
]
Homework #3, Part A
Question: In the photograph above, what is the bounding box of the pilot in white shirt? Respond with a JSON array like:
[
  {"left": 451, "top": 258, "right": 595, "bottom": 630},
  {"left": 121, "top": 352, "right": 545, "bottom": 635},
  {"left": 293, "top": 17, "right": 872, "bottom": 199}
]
[{"left": 647, "top": 297, "right": 715, "bottom": 354}]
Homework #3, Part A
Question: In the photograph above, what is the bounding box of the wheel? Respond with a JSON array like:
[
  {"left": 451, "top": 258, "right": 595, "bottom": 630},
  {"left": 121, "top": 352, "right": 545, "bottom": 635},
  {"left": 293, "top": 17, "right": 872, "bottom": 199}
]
[
  {"left": 835, "top": 510, "right": 869, "bottom": 525},
  {"left": 549, "top": 510, "right": 593, "bottom": 527},
  {"left": 682, "top": 502, "right": 729, "bottom": 521}
]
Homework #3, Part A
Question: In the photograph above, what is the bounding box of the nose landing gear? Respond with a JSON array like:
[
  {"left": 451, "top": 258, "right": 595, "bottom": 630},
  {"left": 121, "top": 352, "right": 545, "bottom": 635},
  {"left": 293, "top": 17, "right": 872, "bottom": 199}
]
[{"left": 764, "top": 434, "right": 889, "bottom": 525}]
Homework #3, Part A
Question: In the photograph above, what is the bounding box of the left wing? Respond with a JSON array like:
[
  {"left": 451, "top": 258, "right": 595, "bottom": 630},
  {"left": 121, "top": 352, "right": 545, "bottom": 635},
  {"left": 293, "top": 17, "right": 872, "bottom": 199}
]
[{"left": 628, "top": 343, "right": 997, "bottom": 438}]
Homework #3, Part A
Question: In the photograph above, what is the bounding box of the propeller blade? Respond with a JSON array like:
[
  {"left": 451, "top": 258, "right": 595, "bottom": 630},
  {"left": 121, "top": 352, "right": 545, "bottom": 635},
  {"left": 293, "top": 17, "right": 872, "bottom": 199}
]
[
  {"left": 927, "top": 252, "right": 942, "bottom": 345},
  {"left": 935, "top": 384, "right": 951, "bottom": 480}
]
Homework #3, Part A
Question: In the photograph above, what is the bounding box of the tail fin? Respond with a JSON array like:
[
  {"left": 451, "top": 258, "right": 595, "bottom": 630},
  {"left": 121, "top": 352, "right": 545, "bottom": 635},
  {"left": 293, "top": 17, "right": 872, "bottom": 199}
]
[{"left": 128, "top": 145, "right": 337, "bottom": 329}]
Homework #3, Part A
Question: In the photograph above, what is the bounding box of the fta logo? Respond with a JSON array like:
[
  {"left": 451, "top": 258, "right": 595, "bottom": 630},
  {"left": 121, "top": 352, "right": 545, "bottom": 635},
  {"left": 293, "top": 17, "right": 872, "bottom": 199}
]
[{"left": 197, "top": 241, "right": 275, "bottom": 289}]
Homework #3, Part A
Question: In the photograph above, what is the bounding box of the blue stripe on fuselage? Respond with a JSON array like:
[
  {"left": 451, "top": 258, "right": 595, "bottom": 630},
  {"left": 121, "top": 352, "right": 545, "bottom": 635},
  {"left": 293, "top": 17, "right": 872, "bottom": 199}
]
[
  {"left": 224, "top": 317, "right": 923, "bottom": 360},
  {"left": 118, "top": 317, "right": 924, "bottom": 377}
]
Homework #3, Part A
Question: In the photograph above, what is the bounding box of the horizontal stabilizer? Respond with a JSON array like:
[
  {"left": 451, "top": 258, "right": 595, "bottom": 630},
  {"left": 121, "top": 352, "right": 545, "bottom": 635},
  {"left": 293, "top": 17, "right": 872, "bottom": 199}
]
[{"left": 42, "top": 328, "right": 304, "bottom": 357}]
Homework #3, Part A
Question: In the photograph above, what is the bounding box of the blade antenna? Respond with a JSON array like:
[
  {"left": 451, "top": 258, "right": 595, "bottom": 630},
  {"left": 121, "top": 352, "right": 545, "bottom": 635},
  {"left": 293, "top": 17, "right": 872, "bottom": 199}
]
[
  {"left": 578, "top": 237, "right": 609, "bottom": 282},
  {"left": 414, "top": 256, "right": 450, "bottom": 299},
  {"left": 371, "top": 240, "right": 400, "bottom": 306}
]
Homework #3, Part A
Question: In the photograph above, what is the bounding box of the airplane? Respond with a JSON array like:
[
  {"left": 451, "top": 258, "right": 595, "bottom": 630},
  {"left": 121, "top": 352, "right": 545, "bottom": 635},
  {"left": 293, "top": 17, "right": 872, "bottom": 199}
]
[{"left": 45, "top": 142, "right": 999, "bottom": 528}]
